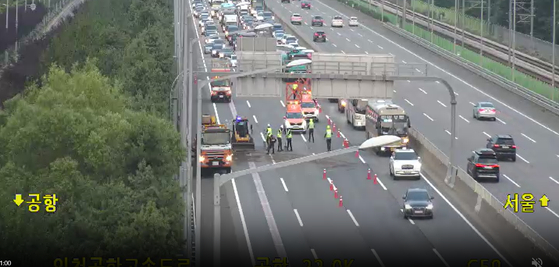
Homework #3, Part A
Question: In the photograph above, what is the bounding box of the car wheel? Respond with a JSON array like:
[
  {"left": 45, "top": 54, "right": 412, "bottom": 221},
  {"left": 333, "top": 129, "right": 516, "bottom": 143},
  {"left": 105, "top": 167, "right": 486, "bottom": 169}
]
[
  {"left": 403, "top": 213, "right": 407, "bottom": 219},
  {"left": 511, "top": 156, "right": 516, "bottom": 162},
  {"left": 429, "top": 214, "right": 433, "bottom": 219},
  {"left": 492, "top": 117, "right": 496, "bottom": 121},
  {"left": 473, "top": 112, "right": 476, "bottom": 119}
]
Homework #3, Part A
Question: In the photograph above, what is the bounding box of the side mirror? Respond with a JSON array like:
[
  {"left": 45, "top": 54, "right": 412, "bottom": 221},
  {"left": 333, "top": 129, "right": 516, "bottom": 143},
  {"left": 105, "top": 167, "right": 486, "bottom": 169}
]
[
  {"left": 402, "top": 195, "right": 406, "bottom": 199},
  {"left": 431, "top": 196, "right": 435, "bottom": 199},
  {"left": 467, "top": 157, "right": 471, "bottom": 162},
  {"left": 417, "top": 156, "right": 421, "bottom": 160},
  {"left": 283, "top": 116, "right": 286, "bottom": 119}
]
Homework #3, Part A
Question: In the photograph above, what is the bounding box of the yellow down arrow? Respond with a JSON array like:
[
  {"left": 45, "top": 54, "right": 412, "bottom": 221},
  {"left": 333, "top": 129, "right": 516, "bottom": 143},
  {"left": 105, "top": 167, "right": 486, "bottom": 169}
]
[{"left": 13, "top": 194, "right": 24, "bottom": 206}]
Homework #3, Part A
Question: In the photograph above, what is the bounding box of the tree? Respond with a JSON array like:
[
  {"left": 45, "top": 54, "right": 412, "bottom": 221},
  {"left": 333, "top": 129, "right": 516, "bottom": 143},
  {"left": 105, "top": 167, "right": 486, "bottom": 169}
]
[{"left": 0, "top": 62, "right": 185, "bottom": 265}]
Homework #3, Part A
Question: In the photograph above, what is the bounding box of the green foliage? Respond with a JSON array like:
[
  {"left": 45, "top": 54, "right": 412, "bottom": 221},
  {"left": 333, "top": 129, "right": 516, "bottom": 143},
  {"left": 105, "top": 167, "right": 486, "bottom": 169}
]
[
  {"left": 0, "top": 62, "right": 185, "bottom": 265},
  {"left": 42, "top": 0, "right": 175, "bottom": 117}
]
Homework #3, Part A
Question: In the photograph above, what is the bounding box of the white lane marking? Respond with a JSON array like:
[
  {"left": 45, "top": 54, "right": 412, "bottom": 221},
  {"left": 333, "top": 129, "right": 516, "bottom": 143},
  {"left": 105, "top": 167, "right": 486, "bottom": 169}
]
[
  {"left": 310, "top": 26, "right": 314, "bottom": 30},
  {"left": 355, "top": 44, "right": 360, "bottom": 48},
  {"left": 445, "top": 130, "right": 459, "bottom": 139},
  {"left": 376, "top": 178, "right": 387, "bottom": 190},
  {"left": 549, "top": 177, "right": 559, "bottom": 184},
  {"left": 316, "top": 0, "right": 559, "bottom": 138},
  {"left": 260, "top": 132, "right": 266, "bottom": 142},
  {"left": 418, "top": 87, "right": 427, "bottom": 94},
  {"left": 365, "top": 51, "right": 369, "bottom": 54},
  {"left": 454, "top": 91, "right": 459, "bottom": 96},
  {"left": 339, "top": 131, "right": 346, "bottom": 139},
  {"left": 341, "top": 50, "right": 346, "bottom": 54},
  {"left": 312, "top": 152, "right": 316, "bottom": 155},
  {"left": 503, "top": 174, "right": 521, "bottom": 188},
  {"left": 368, "top": 39, "right": 373, "bottom": 43},
  {"left": 459, "top": 115, "right": 470, "bottom": 123},
  {"left": 407, "top": 80, "right": 411, "bottom": 82},
  {"left": 377, "top": 45, "right": 384, "bottom": 49},
  {"left": 393, "top": 89, "right": 397, "bottom": 93},
  {"left": 350, "top": 28, "right": 355, "bottom": 32},
  {"left": 469, "top": 101, "right": 476, "bottom": 106},
  {"left": 280, "top": 100, "right": 285, "bottom": 107},
  {"left": 332, "top": 43, "right": 337, "bottom": 47},
  {"left": 517, "top": 154, "right": 530, "bottom": 164},
  {"left": 346, "top": 37, "right": 351, "bottom": 42},
  {"left": 271, "top": 156, "right": 276, "bottom": 164},
  {"left": 407, "top": 217, "right": 415, "bottom": 224},
  {"left": 325, "top": 114, "right": 330, "bottom": 120},
  {"left": 521, "top": 133, "right": 537, "bottom": 143},
  {"left": 337, "top": 32, "right": 341, "bottom": 36},
  {"left": 280, "top": 178, "right": 289, "bottom": 192},
  {"left": 557, "top": 154, "right": 559, "bottom": 158},
  {"left": 304, "top": 21, "right": 308, "bottom": 25},
  {"left": 496, "top": 118, "right": 507, "bottom": 124},
  {"left": 246, "top": 100, "right": 251, "bottom": 108},
  {"left": 358, "top": 155, "right": 366, "bottom": 164},
  {"left": 249, "top": 162, "right": 288, "bottom": 258},
  {"left": 358, "top": 33, "right": 363, "bottom": 37},
  {"left": 437, "top": 100, "right": 447, "bottom": 107},
  {"left": 415, "top": 68, "right": 422, "bottom": 73},
  {"left": 293, "top": 209, "right": 304, "bottom": 226},
  {"left": 423, "top": 113, "right": 434, "bottom": 121},
  {"left": 311, "top": 249, "right": 318, "bottom": 259},
  {"left": 371, "top": 249, "right": 385, "bottom": 267},
  {"left": 389, "top": 52, "right": 394, "bottom": 56},
  {"left": 253, "top": 115, "right": 259, "bottom": 124},
  {"left": 402, "top": 60, "right": 407, "bottom": 64},
  {"left": 546, "top": 207, "right": 559, "bottom": 219},
  {"left": 482, "top": 131, "right": 492, "bottom": 138},
  {"left": 231, "top": 179, "right": 255, "bottom": 266},
  {"left": 404, "top": 99, "right": 414, "bottom": 106},
  {"left": 301, "top": 134, "right": 307, "bottom": 142},
  {"left": 433, "top": 249, "right": 450, "bottom": 267},
  {"left": 436, "top": 80, "right": 440, "bottom": 83},
  {"left": 346, "top": 210, "right": 360, "bottom": 227}
]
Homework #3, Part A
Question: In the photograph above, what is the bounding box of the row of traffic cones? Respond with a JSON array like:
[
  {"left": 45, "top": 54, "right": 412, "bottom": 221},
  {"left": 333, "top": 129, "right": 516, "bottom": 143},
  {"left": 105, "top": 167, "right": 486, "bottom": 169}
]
[
  {"left": 327, "top": 116, "right": 356, "bottom": 157},
  {"left": 323, "top": 168, "right": 379, "bottom": 208}
]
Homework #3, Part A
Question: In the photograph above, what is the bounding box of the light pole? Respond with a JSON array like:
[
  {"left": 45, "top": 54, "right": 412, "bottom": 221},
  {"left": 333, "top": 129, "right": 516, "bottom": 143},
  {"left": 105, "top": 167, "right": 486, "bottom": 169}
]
[
  {"left": 194, "top": 58, "right": 309, "bottom": 267},
  {"left": 3, "top": 0, "right": 8, "bottom": 30},
  {"left": 552, "top": 0, "right": 556, "bottom": 101},
  {"left": 212, "top": 135, "right": 402, "bottom": 267},
  {"left": 170, "top": 72, "right": 183, "bottom": 127}
]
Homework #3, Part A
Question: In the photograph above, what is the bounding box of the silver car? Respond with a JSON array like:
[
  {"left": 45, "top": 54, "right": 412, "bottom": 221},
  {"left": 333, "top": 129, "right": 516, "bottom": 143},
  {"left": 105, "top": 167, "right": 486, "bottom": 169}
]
[{"left": 473, "top": 101, "right": 496, "bottom": 121}]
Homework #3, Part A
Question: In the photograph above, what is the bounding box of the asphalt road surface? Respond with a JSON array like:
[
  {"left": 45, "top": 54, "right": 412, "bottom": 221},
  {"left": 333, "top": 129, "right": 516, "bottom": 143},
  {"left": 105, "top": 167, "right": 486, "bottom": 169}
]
[
  {"left": 184, "top": 1, "right": 548, "bottom": 266},
  {"left": 265, "top": 0, "right": 559, "bottom": 252}
]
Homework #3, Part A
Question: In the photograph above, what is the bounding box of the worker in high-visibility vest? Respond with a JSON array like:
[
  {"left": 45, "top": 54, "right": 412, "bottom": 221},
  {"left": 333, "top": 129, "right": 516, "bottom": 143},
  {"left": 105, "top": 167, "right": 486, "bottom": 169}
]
[
  {"left": 266, "top": 124, "right": 273, "bottom": 146},
  {"left": 286, "top": 128, "right": 293, "bottom": 151},
  {"left": 291, "top": 84, "right": 298, "bottom": 100},
  {"left": 324, "top": 125, "right": 332, "bottom": 151},
  {"left": 277, "top": 127, "right": 283, "bottom": 151},
  {"left": 308, "top": 119, "right": 315, "bottom": 143}
]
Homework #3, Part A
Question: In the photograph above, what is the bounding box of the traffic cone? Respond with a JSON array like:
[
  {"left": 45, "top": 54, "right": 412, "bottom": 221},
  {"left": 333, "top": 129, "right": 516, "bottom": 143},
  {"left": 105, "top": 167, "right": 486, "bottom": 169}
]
[
  {"left": 339, "top": 196, "right": 343, "bottom": 207},
  {"left": 374, "top": 174, "right": 378, "bottom": 184},
  {"left": 343, "top": 139, "right": 349, "bottom": 148},
  {"left": 334, "top": 188, "right": 338, "bottom": 199},
  {"left": 367, "top": 169, "right": 372, "bottom": 180},
  {"left": 330, "top": 181, "right": 334, "bottom": 191},
  {"left": 323, "top": 169, "right": 327, "bottom": 180},
  {"left": 333, "top": 123, "right": 337, "bottom": 133},
  {"left": 328, "top": 118, "right": 331, "bottom": 125},
  {"left": 355, "top": 150, "right": 359, "bottom": 158},
  {"left": 337, "top": 130, "right": 341, "bottom": 138}
]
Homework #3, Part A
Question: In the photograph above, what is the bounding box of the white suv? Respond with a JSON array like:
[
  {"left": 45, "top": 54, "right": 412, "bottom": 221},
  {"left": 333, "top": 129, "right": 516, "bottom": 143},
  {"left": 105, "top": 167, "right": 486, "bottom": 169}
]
[
  {"left": 389, "top": 149, "right": 421, "bottom": 180},
  {"left": 331, "top": 15, "right": 344, "bottom": 27}
]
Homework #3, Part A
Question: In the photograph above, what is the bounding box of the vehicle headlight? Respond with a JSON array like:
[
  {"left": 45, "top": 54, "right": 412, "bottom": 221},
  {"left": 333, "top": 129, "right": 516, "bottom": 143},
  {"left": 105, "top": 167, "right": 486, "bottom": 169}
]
[
  {"left": 199, "top": 156, "right": 205, "bottom": 162},
  {"left": 402, "top": 137, "right": 409, "bottom": 143},
  {"left": 212, "top": 50, "right": 217, "bottom": 54},
  {"left": 225, "top": 31, "right": 228, "bottom": 35},
  {"left": 341, "top": 100, "right": 347, "bottom": 107},
  {"left": 225, "top": 155, "right": 233, "bottom": 161},
  {"left": 272, "top": 16, "right": 275, "bottom": 19},
  {"left": 220, "top": 53, "right": 224, "bottom": 57},
  {"left": 404, "top": 204, "right": 412, "bottom": 210},
  {"left": 426, "top": 204, "right": 433, "bottom": 209}
]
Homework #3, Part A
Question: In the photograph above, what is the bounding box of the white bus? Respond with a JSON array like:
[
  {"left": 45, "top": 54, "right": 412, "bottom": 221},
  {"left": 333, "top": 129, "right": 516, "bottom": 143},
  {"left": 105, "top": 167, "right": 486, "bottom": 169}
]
[
  {"left": 345, "top": 99, "right": 368, "bottom": 130},
  {"left": 365, "top": 99, "right": 411, "bottom": 155}
]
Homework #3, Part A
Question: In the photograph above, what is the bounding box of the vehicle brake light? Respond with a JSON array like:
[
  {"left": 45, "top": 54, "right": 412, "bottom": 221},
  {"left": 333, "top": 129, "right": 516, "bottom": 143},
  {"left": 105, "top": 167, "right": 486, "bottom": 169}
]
[
  {"left": 478, "top": 108, "right": 484, "bottom": 112},
  {"left": 491, "top": 108, "right": 496, "bottom": 112},
  {"left": 211, "top": 91, "right": 217, "bottom": 95},
  {"left": 493, "top": 144, "right": 500, "bottom": 148},
  {"left": 512, "top": 145, "right": 517, "bottom": 149},
  {"left": 314, "top": 33, "right": 318, "bottom": 36},
  {"left": 226, "top": 91, "right": 231, "bottom": 95},
  {"left": 475, "top": 163, "right": 499, "bottom": 168}
]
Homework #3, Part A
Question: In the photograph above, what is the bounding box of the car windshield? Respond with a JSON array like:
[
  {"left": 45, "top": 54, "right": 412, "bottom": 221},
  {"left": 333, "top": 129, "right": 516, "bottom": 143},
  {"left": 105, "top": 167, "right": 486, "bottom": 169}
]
[
  {"left": 231, "top": 55, "right": 237, "bottom": 60},
  {"left": 264, "top": 12, "right": 272, "bottom": 16},
  {"left": 480, "top": 103, "right": 494, "bottom": 108},
  {"left": 406, "top": 191, "right": 430, "bottom": 201},
  {"left": 334, "top": 16, "right": 342, "bottom": 19},
  {"left": 301, "top": 102, "right": 315, "bottom": 108},
  {"left": 314, "top": 16, "right": 323, "bottom": 20},
  {"left": 214, "top": 39, "right": 224, "bottom": 44},
  {"left": 286, "top": 37, "right": 296, "bottom": 42},
  {"left": 478, "top": 157, "right": 498, "bottom": 164},
  {"left": 202, "top": 132, "right": 231, "bottom": 145},
  {"left": 212, "top": 44, "right": 222, "bottom": 49},
  {"left": 206, "top": 25, "right": 217, "bottom": 31},
  {"left": 273, "top": 25, "right": 282, "bottom": 30},
  {"left": 350, "top": 17, "right": 357, "bottom": 20},
  {"left": 496, "top": 138, "right": 514, "bottom": 145},
  {"left": 316, "top": 31, "right": 325, "bottom": 35},
  {"left": 276, "top": 33, "right": 285, "bottom": 38},
  {"left": 394, "top": 152, "right": 418, "bottom": 160},
  {"left": 228, "top": 26, "right": 239, "bottom": 31},
  {"left": 222, "top": 48, "right": 233, "bottom": 53},
  {"left": 286, "top": 112, "right": 303, "bottom": 119},
  {"left": 211, "top": 80, "right": 231, "bottom": 86}
]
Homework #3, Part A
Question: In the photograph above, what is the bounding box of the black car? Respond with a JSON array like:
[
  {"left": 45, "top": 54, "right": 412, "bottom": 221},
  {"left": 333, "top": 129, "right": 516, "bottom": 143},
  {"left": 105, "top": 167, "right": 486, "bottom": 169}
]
[
  {"left": 313, "top": 31, "right": 326, "bottom": 42},
  {"left": 402, "top": 188, "right": 434, "bottom": 219},
  {"left": 311, "top": 15, "right": 324, "bottom": 26},
  {"left": 467, "top": 149, "right": 500, "bottom": 182},
  {"left": 203, "top": 24, "right": 217, "bottom": 36},
  {"left": 281, "top": 0, "right": 290, "bottom": 3},
  {"left": 486, "top": 134, "right": 516, "bottom": 161}
]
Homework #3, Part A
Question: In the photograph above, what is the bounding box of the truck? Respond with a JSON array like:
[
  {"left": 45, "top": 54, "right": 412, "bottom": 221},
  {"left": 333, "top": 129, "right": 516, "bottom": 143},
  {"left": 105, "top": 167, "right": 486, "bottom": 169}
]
[
  {"left": 194, "top": 121, "right": 234, "bottom": 173},
  {"left": 345, "top": 98, "right": 368, "bottom": 130},
  {"left": 231, "top": 115, "right": 255, "bottom": 150},
  {"left": 364, "top": 99, "right": 411, "bottom": 155}
]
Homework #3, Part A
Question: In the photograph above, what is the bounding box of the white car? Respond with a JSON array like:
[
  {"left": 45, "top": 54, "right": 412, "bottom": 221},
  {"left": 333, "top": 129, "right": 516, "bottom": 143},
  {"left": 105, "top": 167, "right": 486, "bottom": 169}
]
[
  {"left": 205, "top": 35, "right": 220, "bottom": 44},
  {"left": 389, "top": 149, "right": 421, "bottom": 180},
  {"left": 473, "top": 101, "right": 496, "bottom": 121},
  {"left": 276, "top": 44, "right": 295, "bottom": 52},
  {"left": 348, "top": 16, "right": 358, "bottom": 26},
  {"left": 281, "top": 34, "right": 294, "bottom": 44},
  {"left": 285, "top": 37, "right": 298, "bottom": 46},
  {"left": 229, "top": 54, "right": 238, "bottom": 68},
  {"left": 331, "top": 15, "right": 343, "bottom": 27},
  {"left": 256, "top": 12, "right": 264, "bottom": 21},
  {"left": 273, "top": 30, "right": 284, "bottom": 38}
]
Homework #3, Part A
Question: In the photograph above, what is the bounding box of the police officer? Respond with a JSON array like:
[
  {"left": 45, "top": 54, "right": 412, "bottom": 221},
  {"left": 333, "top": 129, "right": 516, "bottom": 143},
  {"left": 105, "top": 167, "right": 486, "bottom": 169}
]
[
  {"left": 308, "top": 118, "right": 315, "bottom": 143},
  {"left": 324, "top": 125, "right": 332, "bottom": 151},
  {"left": 267, "top": 134, "right": 276, "bottom": 154},
  {"left": 277, "top": 127, "right": 283, "bottom": 151},
  {"left": 286, "top": 128, "right": 293, "bottom": 151},
  {"left": 265, "top": 124, "right": 273, "bottom": 146}
]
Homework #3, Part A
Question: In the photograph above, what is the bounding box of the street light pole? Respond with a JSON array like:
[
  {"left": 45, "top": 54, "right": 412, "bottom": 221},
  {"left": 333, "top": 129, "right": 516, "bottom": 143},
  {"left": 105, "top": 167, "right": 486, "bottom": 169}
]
[
  {"left": 553, "top": 0, "right": 557, "bottom": 101},
  {"left": 5, "top": 0, "right": 8, "bottom": 30}
]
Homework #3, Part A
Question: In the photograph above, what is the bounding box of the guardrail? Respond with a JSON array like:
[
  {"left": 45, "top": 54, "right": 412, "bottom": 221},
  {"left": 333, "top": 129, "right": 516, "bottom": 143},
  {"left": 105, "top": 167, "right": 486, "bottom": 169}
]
[
  {"left": 383, "top": 22, "right": 559, "bottom": 116},
  {"left": 375, "top": 0, "right": 559, "bottom": 84},
  {"left": 409, "top": 126, "right": 559, "bottom": 265}
]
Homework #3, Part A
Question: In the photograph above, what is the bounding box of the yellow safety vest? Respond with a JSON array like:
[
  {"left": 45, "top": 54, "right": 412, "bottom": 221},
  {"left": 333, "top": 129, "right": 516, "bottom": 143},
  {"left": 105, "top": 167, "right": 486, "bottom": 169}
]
[
  {"left": 325, "top": 129, "right": 332, "bottom": 138},
  {"left": 287, "top": 129, "right": 292, "bottom": 138},
  {"left": 277, "top": 130, "right": 282, "bottom": 138},
  {"left": 308, "top": 120, "right": 314, "bottom": 129},
  {"left": 292, "top": 84, "right": 298, "bottom": 91},
  {"left": 266, "top": 127, "right": 272, "bottom": 136}
]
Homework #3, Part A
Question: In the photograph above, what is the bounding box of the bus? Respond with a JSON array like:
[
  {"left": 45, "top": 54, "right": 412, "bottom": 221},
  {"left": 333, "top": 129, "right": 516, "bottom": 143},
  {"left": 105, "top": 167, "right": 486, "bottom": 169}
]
[{"left": 365, "top": 99, "right": 411, "bottom": 155}]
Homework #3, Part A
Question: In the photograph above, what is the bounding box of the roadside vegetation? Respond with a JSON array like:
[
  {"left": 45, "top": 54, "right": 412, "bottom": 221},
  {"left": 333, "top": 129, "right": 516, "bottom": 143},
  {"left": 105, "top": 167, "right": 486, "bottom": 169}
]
[{"left": 0, "top": 0, "right": 184, "bottom": 264}]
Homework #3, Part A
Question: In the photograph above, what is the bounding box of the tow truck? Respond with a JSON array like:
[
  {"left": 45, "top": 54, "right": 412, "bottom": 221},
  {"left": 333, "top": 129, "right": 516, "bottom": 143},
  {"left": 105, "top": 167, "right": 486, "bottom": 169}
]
[
  {"left": 193, "top": 119, "right": 233, "bottom": 173},
  {"left": 210, "top": 69, "right": 232, "bottom": 102},
  {"left": 300, "top": 92, "right": 320, "bottom": 122},
  {"left": 283, "top": 100, "right": 307, "bottom": 133}
]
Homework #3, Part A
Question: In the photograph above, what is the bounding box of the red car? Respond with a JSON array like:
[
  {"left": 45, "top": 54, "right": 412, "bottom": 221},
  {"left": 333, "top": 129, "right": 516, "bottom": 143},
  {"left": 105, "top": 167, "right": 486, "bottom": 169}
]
[{"left": 301, "top": 1, "right": 311, "bottom": 9}]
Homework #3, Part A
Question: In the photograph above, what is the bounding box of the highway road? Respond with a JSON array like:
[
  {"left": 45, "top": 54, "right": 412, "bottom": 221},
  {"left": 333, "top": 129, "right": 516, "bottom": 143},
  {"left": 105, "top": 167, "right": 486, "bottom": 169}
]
[
  {"left": 264, "top": 0, "right": 559, "bottom": 249},
  {"left": 184, "top": 1, "right": 536, "bottom": 266}
]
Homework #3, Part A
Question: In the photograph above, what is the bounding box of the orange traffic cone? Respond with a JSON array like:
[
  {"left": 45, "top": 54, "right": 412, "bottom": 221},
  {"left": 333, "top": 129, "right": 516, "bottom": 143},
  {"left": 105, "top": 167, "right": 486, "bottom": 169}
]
[
  {"left": 323, "top": 169, "right": 327, "bottom": 180},
  {"left": 367, "top": 169, "right": 372, "bottom": 180}
]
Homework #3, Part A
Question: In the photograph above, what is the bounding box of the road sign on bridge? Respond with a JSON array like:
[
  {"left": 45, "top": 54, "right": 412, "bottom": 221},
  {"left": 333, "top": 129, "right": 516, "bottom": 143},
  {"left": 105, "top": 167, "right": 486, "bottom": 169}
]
[{"left": 237, "top": 37, "right": 277, "bottom": 51}]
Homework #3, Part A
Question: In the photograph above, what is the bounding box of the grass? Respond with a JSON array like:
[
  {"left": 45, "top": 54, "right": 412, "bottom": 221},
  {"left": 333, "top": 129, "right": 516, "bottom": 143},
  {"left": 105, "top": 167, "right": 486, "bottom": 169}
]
[{"left": 340, "top": 0, "right": 559, "bottom": 102}]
